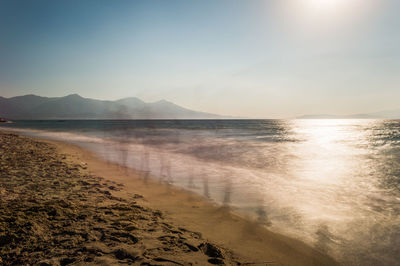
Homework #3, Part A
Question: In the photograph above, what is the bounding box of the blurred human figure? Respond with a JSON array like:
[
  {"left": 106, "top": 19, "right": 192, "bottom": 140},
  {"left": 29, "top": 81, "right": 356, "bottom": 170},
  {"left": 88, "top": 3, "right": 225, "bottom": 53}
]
[
  {"left": 222, "top": 178, "right": 232, "bottom": 207},
  {"left": 202, "top": 176, "right": 210, "bottom": 198}
]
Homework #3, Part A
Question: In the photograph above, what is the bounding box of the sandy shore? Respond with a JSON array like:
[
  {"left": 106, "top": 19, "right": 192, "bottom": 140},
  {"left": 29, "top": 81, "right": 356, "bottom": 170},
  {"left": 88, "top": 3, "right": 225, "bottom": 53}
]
[{"left": 0, "top": 130, "right": 338, "bottom": 265}]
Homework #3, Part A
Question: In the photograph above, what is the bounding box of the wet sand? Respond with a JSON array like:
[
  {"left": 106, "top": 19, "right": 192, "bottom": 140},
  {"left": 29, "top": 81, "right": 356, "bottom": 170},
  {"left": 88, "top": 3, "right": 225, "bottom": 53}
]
[{"left": 0, "top": 130, "right": 338, "bottom": 265}]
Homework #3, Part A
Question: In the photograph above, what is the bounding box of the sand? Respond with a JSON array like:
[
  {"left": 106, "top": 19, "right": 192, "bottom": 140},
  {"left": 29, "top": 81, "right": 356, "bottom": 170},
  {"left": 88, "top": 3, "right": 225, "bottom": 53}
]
[{"left": 0, "top": 130, "right": 338, "bottom": 265}]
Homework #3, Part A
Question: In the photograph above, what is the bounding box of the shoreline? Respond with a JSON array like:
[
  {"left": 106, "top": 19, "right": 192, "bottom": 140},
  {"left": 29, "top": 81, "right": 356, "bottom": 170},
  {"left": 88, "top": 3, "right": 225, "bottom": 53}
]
[{"left": 0, "top": 129, "right": 338, "bottom": 265}]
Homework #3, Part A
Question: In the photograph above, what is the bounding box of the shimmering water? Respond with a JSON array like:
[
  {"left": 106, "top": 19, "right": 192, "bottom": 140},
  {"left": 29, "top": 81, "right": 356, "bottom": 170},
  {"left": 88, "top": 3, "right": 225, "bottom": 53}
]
[{"left": 2, "top": 119, "right": 400, "bottom": 265}]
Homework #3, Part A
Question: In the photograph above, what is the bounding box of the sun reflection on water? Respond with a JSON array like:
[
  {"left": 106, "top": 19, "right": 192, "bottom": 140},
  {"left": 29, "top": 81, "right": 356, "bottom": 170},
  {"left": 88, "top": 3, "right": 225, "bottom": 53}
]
[{"left": 270, "top": 119, "right": 400, "bottom": 265}]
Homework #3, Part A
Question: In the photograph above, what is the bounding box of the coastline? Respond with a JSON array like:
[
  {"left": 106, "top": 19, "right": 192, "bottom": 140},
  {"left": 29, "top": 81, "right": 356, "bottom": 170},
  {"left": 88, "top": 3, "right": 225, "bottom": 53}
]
[{"left": 0, "top": 129, "right": 338, "bottom": 265}]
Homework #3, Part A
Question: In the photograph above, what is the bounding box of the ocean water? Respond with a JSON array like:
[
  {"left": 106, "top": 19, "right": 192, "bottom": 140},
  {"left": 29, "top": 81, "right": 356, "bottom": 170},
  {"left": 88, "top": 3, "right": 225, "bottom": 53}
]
[{"left": 1, "top": 119, "right": 400, "bottom": 265}]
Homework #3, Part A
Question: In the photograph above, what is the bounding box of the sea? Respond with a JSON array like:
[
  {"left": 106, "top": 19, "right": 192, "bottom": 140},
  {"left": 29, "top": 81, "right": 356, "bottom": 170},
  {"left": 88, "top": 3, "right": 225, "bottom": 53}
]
[{"left": 1, "top": 119, "right": 399, "bottom": 265}]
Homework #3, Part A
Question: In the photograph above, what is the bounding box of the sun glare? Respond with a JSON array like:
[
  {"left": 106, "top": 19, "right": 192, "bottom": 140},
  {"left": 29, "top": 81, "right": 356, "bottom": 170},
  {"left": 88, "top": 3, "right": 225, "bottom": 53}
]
[
  {"left": 303, "top": 0, "right": 348, "bottom": 13},
  {"left": 298, "top": 0, "right": 362, "bottom": 21},
  {"left": 275, "top": 0, "right": 377, "bottom": 33}
]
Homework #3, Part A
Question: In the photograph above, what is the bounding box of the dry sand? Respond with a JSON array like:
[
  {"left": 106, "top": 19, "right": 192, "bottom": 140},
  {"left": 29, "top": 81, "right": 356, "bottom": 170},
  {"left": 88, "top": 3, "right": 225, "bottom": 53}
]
[{"left": 0, "top": 130, "right": 338, "bottom": 265}]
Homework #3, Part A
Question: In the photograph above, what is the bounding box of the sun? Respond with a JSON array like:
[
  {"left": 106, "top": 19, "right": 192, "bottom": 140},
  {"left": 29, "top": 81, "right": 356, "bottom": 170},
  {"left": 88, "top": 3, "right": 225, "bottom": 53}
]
[
  {"left": 298, "top": 0, "right": 359, "bottom": 20},
  {"left": 303, "top": 0, "right": 349, "bottom": 13},
  {"left": 276, "top": 0, "right": 370, "bottom": 30},
  {"left": 273, "top": 0, "right": 380, "bottom": 36}
]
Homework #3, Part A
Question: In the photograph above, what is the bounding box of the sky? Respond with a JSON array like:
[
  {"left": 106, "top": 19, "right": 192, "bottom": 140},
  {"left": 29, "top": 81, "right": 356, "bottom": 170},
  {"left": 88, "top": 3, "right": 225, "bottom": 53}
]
[{"left": 0, "top": 0, "right": 399, "bottom": 118}]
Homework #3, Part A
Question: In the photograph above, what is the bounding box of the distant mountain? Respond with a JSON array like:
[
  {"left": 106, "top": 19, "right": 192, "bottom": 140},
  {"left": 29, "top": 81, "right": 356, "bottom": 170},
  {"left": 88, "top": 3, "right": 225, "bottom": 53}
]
[
  {"left": 369, "top": 109, "right": 400, "bottom": 119},
  {"left": 0, "top": 94, "right": 225, "bottom": 119},
  {"left": 298, "top": 109, "right": 400, "bottom": 119}
]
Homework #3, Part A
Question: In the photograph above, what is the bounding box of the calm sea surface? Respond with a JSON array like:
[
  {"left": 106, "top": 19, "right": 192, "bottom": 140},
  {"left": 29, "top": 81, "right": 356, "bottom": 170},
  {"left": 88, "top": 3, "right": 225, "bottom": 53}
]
[{"left": 2, "top": 119, "right": 400, "bottom": 265}]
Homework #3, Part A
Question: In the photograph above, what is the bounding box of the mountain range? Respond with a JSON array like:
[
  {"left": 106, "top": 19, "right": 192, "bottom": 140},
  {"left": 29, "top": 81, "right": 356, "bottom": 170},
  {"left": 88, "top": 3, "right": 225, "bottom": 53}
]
[
  {"left": 297, "top": 110, "right": 400, "bottom": 119},
  {"left": 1, "top": 94, "right": 398, "bottom": 120},
  {"left": 0, "top": 94, "right": 224, "bottom": 119}
]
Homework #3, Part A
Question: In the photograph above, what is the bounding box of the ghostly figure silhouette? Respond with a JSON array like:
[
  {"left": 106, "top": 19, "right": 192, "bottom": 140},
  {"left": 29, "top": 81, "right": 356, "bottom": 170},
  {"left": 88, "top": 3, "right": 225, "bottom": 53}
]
[
  {"left": 188, "top": 176, "right": 194, "bottom": 188},
  {"left": 159, "top": 152, "right": 172, "bottom": 185},
  {"left": 222, "top": 178, "right": 232, "bottom": 207},
  {"left": 202, "top": 176, "right": 210, "bottom": 198},
  {"left": 315, "top": 224, "right": 334, "bottom": 254},
  {"left": 187, "top": 167, "right": 195, "bottom": 189},
  {"left": 187, "top": 164, "right": 201, "bottom": 190},
  {"left": 116, "top": 121, "right": 130, "bottom": 174},
  {"left": 256, "top": 199, "right": 272, "bottom": 226},
  {"left": 140, "top": 146, "right": 150, "bottom": 183},
  {"left": 101, "top": 129, "right": 112, "bottom": 165}
]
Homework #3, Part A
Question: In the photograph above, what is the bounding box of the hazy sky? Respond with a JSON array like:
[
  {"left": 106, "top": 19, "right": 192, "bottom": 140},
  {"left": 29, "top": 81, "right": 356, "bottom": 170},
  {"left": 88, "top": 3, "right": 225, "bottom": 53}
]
[{"left": 0, "top": 0, "right": 399, "bottom": 118}]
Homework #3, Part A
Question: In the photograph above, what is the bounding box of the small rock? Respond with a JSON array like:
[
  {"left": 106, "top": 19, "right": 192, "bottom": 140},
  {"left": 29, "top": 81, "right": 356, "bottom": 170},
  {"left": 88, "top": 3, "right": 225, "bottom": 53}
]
[
  {"left": 47, "top": 208, "right": 58, "bottom": 217},
  {"left": 184, "top": 242, "right": 199, "bottom": 252},
  {"left": 208, "top": 258, "right": 225, "bottom": 265},
  {"left": 60, "top": 257, "right": 76, "bottom": 266},
  {"left": 114, "top": 248, "right": 138, "bottom": 260},
  {"left": 0, "top": 234, "right": 14, "bottom": 246},
  {"left": 153, "top": 210, "right": 163, "bottom": 218},
  {"left": 198, "top": 243, "right": 224, "bottom": 258},
  {"left": 37, "top": 260, "right": 52, "bottom": 266}
]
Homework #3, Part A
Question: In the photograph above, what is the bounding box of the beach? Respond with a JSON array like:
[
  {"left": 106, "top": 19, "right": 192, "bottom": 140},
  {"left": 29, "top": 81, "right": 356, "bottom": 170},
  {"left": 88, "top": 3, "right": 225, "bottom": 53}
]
[{"left": 0, "top": 130, "right": 337, "bottom": 265}]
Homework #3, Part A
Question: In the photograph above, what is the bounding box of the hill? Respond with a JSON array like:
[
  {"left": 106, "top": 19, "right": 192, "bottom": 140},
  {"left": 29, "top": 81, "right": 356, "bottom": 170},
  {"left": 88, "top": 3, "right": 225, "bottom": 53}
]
[
  {"left": 297, "top": 110, "right": 400, "bottom": 119},
  {"left": 0, "top": 94, "right": 224, "bottom": 119}
]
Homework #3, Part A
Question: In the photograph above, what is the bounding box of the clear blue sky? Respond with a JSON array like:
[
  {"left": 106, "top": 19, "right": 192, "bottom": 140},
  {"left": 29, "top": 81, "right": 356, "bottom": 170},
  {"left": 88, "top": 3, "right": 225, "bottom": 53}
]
[{"left": 0, "top": 0, "right": 399, "bottom": 118}]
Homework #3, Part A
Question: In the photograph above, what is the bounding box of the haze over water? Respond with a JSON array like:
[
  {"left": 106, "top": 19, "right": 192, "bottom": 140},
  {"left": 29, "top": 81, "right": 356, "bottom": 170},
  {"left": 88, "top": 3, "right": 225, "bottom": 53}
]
[{"left": 2, "top": 119, "right": 399, "bottom": 265}]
